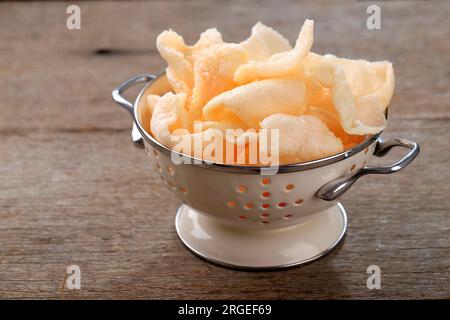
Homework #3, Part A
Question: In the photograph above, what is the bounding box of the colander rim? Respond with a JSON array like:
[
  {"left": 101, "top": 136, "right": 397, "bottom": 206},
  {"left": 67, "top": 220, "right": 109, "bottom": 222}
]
[{"left": 133, "top": 73, "right": 383, "bottom": 174}]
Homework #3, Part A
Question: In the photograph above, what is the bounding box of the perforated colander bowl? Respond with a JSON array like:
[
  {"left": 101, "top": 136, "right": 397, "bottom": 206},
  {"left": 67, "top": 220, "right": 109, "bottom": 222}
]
[{"left": 113, "top": 73, "right": 420, "bottom": 269}]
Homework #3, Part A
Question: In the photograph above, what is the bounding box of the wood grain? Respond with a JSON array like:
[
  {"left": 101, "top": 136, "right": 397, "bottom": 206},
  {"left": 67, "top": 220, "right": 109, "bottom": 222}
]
[{"left": 0, "top": 0, "right": 449, "bottom": 299}]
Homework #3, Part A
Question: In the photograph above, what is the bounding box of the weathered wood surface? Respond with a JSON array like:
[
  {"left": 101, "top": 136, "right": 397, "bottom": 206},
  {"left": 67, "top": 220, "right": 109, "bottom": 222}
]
[{"left": 0, "top": 0, "right": 449, "bottom": 299}]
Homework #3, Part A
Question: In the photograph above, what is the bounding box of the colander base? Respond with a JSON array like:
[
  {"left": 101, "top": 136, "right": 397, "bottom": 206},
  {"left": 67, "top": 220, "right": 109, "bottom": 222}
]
[{"left": 175, "top": 203, "right": 347, "bottom": 270}]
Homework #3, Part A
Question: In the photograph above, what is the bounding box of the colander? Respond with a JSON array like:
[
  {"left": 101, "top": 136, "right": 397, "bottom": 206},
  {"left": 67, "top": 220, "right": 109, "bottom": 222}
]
[{"left": 112, "top": 73, "right": 420, "bottom": 270}]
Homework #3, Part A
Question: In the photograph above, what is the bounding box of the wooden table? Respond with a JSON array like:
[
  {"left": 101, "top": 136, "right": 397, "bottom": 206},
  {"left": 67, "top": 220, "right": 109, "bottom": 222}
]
[{"left": 0, "top": 0, "right": 449, "bottom": 299}]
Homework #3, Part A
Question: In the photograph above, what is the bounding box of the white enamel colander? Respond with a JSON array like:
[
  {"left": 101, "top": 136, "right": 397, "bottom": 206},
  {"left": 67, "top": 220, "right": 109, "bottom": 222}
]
[{"left": 113, "top": 74, "right": 420, "bottom": 270}]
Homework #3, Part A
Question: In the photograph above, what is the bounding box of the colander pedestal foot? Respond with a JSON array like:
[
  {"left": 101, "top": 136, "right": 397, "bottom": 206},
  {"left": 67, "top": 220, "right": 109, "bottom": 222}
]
[{"left": 175, "top": 203, "right": 347, "bottom": 270}]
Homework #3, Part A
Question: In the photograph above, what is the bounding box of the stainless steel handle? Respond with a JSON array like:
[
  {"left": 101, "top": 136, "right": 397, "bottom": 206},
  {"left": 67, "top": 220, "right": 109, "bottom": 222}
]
[
  {"left": 112, "top": 74, "right": 155, "bottom": 113},
  {"left": 317, "top": 138, "right": 420, "bottom": 201},
  {"left": 112, "top": 74, "right": 156, "bottom": 148}
]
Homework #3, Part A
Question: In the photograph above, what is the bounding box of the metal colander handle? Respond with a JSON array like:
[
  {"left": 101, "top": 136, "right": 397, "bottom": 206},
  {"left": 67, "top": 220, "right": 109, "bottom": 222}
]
[
  {"left": 112, "top": 74, "right": 156, "bottom": 148},
  {"left": 317, "top": 138, "right": 420, "bottom": 201}
]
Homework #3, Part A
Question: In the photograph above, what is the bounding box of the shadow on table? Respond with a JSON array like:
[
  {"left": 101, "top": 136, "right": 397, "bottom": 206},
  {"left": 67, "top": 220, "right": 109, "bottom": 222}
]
[{"left": 226, "top": 237, "right": 352, "bottom": 299}]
